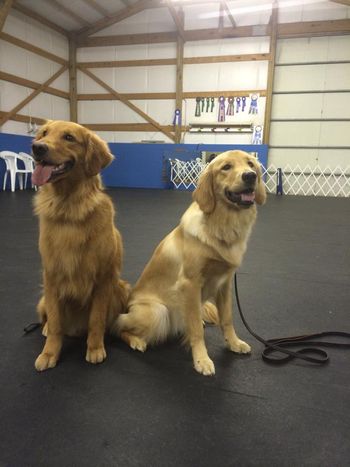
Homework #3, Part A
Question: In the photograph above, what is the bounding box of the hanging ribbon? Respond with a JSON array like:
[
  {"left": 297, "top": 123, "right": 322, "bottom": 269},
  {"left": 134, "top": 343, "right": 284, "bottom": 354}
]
[
  {"left": 226, "top": 97, "right": 234, "bottom": 116},
  {"left": 195, "top": 97, "right": 201, "bottom": 117},
  {"left": 252, "top": 125, "right": 263, "bottom": 144},
  {"left": 249, "top": 94, "right": 259, "bottom": 114},
  {"left": 210, "top": 97, "right": 215, "bottom": 112},
  {"left": 218, "top": 96, "right": 226, "bottom": 122},
  {"left": 242, "top": 96, "right": 247, "bottom": 112},
  {"left": 206, "top": 97, "right": 210, "bottom": 113},
  {"left": 201, "top": 97, "right": 205, "bottom": 112},
  {"left": 173, "top": 109, "right": 181, "bottom": 126},
  {"left": 236, "top": 97, "right": 241, "bottom": 113}
]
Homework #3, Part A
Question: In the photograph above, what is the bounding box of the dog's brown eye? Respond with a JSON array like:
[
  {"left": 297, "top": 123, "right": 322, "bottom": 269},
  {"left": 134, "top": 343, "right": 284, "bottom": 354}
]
[
  {"left": 222, "top": 164, "right": 232, "bottom": 171},
  {"left": 42, "top": 130, "right": 47, "bottom": 137},
  {"left": 64, "top": 133, "right": 75, "bottom": 142},
  {"left": 248, "top": 161, "right": 255, "bottom": 168}
]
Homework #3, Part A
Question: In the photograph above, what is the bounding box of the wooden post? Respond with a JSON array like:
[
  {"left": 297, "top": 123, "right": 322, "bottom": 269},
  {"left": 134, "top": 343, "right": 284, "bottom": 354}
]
[
  {"left": 175, "top": 8, "right": 184, "bottom": 143},
  {"left": 0, "top": 0, "right": 14, "bottom": 32},
  {"left": 69, "top": 39, "right": 78, "bottom": 122},
  {"left": 263, "top": 1, "right": 278, "bottom": 146}
]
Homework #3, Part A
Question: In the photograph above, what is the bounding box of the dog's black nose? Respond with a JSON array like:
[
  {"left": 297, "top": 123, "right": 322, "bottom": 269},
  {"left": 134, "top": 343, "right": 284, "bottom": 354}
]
[
  {"left": 32, "top": 142, "right": 49, "bottom": 160},
  {"left": 242, "top": 171, "right": 257, "bottom": 184}
]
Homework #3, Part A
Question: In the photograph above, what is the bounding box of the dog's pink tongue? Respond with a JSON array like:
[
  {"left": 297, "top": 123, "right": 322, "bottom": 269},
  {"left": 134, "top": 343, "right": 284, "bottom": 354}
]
[
  {"left": 32, "top": 164, "right": 55, "bottom": 186},
  {"left": 241, "top": 192, "right": 255, "bottom": 202}
]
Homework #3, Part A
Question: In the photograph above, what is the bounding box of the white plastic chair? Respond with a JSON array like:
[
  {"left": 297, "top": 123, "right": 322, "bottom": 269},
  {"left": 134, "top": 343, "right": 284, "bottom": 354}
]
[{"left": 0, "top": 151, "right": 35, "bottom": 192}]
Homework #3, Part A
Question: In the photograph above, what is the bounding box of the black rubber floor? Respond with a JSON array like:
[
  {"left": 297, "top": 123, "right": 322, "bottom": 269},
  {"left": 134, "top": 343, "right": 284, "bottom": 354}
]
[{"left": 1, "top": 189, "right": 349, "bottom": 467}]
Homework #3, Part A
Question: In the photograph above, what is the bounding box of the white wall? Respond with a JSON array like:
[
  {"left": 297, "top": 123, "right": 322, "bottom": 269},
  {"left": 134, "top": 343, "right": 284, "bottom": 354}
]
[
  {"left": 270, "top": 34, "right": 350, "bottom": 169},
  {"left": 0, "top": 9, "right": 69, "bottom": 135}
]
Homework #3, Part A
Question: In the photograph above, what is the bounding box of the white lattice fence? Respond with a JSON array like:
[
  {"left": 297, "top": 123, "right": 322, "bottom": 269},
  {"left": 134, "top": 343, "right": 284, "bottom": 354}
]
[{"left": 169, "top": 159, "right": 350, "bottom": 198}]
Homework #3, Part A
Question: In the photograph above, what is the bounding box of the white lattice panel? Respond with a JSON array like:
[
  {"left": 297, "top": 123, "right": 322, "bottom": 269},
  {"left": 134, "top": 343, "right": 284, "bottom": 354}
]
[{"left": 169, "top": 160, "right": 350, "bottom": 198}]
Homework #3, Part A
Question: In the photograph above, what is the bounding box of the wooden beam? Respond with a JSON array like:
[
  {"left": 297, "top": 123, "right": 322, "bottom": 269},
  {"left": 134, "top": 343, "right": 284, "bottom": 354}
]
[
  {"left": 0, "top": 70, "right": 69, "bottom": 99},
  {"left": 0, "top": 0, "right": 13, "bottom": 32},
  {"left": 77, "top": 19, "right": 350, "bottom": 47},
  {"left": 77, "top": 53, "right": 270, "bottom": 69},
  {"left": 83, "top": 123, "right": 188, "bottom": 132},
  {"left": 69, "top": 39, "right": 77, "bottom": 122},
  {"left": 175, "top": 8, "right": 184, "bottom": 143},
  {"left": 77, "top": 0, "right": 160, "bottom": 40},
  {"left": 81, "top": 0, "right": 110, "bottom": 18},
  {"left": 166, "top": 0, "right": 185, "bottom": 41},
  {"left": 78, "top": 66, "right": 176, "bottom": 142},
  {"left": 263, "top": 2, "right": 278, "bottom": 146},
  {"left": 218, "top": 2, "right": 224, "bottom": 31},
  {"left": 0, "top": 32, "right": 68, "bottom": 65},
  {"left": 12, "top": 1, "right": 69, "bottom": 36},
  {"left": 49, "top": 0, "right": 90, "bottom": 28},
  {"left": 330, "top": 1, "right": 350, "bottom": 6},
  {"left": 278, "top": 19, "right": 350, "bottom": 37},
  {"left": 77, "top": 90, "right": 267, "bottom": 101},
  {"left": 0, "top": 110, "right": 47, "bottom": 125},
  {"left": 0, "top": 64, "right": 68, "bottom": 127},
  {"left": 222, "top": 1, "right": 236, "bottom": 28}
]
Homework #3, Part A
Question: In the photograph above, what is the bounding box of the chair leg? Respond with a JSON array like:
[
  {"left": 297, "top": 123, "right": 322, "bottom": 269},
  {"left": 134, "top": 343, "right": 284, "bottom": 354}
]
[
  {"left": 3, "top": 172, "right": 7, "bottom": 191},
  {"left": 10, "top": 171, "right": 16, "bottom": 192},
  {"left": 24, "top": 173, "right": 28, "bottom": 189},
  {"left": 19, "top": 174, "right": 24, "bottom": 190}
]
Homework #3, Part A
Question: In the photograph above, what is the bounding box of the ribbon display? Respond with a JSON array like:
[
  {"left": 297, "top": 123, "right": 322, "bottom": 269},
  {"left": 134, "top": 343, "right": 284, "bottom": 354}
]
[
  {"left": 218, "top": 96, "right": 226, "bottom": 122},
  {"left": 252, "top": 125, "right": 263, "bottom": 144},
  {"left": 210, "top": 97, "right": 215, "bottom": 112},
  {"left": 242, "top": 96, "right": 247, "bottom": 112},
  {"left": 249, "top": 94, "right": 259, "bottom": 114},
  {"left": 206, "top": 97, "right": 210, "bottom": 113},
  {"left": 173, "top": 109, "right": 181, "bottom": 126},
  {"left": 195, "top": 97, "right": 201, "bottom": 117},
  {"left": 236, "top": 97, "right": 241, "bottom": 113},
  {"left": 226, "top": 97, "right": 234, "bottom": 116}
]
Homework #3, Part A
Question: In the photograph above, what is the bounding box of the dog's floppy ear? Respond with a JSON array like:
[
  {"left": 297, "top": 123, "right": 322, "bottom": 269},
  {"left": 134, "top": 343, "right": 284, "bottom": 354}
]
[
  {"left": 85, "top": 131, "right": 114, "bottom": 177},
  {"left": 255, "top": 163, "right": 267, "bottom": 205},
  {"left": 193, "top": 166, "right": 216, "bottom": 214}
]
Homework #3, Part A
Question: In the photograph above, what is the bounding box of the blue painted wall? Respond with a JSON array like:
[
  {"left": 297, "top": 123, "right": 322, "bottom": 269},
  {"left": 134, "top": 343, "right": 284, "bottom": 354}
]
[{"left": 0, "top": 132, "right": 268, "bottom": 190}]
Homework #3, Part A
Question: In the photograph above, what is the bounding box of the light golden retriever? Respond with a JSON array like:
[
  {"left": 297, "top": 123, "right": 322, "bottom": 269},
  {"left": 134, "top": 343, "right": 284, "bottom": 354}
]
[
  {"left": 117, "top": 150, "right": 266, "bottom": 376},
  {"left": 32, "top": 120, "right": 129, "bottom": 371}
]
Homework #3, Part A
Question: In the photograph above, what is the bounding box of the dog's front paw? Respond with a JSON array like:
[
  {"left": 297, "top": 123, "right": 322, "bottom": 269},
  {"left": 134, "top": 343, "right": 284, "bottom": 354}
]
[
  {"left": 35, "top": 352, "right": 58, "bottom": 371},
  {"left": 194, "top": 357, "right": 215, "bottom": 376},
  {"left": 227, "top": 338, "right": 251, "bottom": 354},
  {"left": 121, "top": 332, "right": 147, "bottom": 352},
  {"left": 86, "top": 347, "right": 107, "bottom": 364}
]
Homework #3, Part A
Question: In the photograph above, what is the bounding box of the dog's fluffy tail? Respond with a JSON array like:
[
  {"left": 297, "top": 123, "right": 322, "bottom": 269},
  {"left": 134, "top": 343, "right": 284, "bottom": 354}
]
[{"left": 202, "top": 301, "right": 219, "bottom": 325}]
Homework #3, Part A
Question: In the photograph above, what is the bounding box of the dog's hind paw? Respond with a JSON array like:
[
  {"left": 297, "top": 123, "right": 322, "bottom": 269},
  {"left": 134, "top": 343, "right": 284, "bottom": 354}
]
[
  {"left": 227, "top": 338, "right": 251, "bottom": 354},
  {"left": 35, "top": 352, "right": 58, "bottom": 371},
  {"left": 121, "top": 332, "right": 147, "bottom": 352},
  {"left": 86, "top": 347, "right": 107, "bottom": 364}
]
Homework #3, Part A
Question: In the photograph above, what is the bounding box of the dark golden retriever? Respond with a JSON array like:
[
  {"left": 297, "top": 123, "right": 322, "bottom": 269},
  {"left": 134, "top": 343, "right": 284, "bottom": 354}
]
[
  {"left": 32, "top": 120, "right": 129, "bottom": 371},
  {"left": 117, "top": 150, "right": 266, "bottom": 376}
]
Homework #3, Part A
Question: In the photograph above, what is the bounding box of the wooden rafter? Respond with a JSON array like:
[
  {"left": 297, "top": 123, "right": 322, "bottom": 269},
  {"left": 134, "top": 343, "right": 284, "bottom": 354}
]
[
  {"left": 77, "top": 90, "right": 267, "bottom": 101},
  {"left": 49, "top": 0, "right": 90, "bottom": 28},
  {"left": 218, "top": 2, "right": 224, "bottom": 31},
  {"left": 175, "top": 8, "right": 184, "bottom": 143},
  {"left": 76, "top": 0, "right": 160, "bottom": 40},
  {"left": 0, "top": 31, "right": 68, "bottom": 65},
  {"left": 0, "top": 71, "right": 69, "bottom": 99},
  {"left": 166, "top": 0, "right": 186, "bottom": 41},
  {"left": 12, "top": 1, "right": 69, "bottom": 36},
  {"left": 222, "top": 1, "right": 236, "bottom": 28},
  {"left": 0, "top": 64, "right": 68, "bottom": 127},
  {"left": 330, "top": 1, "right": 350, "bottom": 6},
  {"left": 78, "top": 66, "right": 176, "bottom": 142},
  {"left": 0, "top": 110, "right": 46, "bottom": 126},
  {"left": 77, "top": 18, "right": 350, "bottom": 47},
  {"left": 69, "top": 39, "right": 77, "bottom": 122},
  {"left": 0, "top": 0, "right": 14, "bottom": 32},
  {"left": 81, "top": 0, "right": 110, "bottom": 18},
  {"left": 78, "top": 53, "right": 270, "bottom": 69},
  {"left": 263, "top": 2, "right": 278, "bottom": 146}
]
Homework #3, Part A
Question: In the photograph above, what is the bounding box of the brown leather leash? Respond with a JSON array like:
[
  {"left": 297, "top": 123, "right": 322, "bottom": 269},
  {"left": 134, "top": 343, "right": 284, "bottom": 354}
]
[{"left": 234, "top": 273, "right": 350, "bottom": 365}]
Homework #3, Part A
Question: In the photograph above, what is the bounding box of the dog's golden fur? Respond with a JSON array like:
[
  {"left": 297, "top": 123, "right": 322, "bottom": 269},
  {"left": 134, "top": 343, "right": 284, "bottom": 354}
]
[
  {"left": 117, "top": 150, "right": 266, "bottom": 375},
  {"left": 32, "top": 120, "right": 129, "bottom": 371}
]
